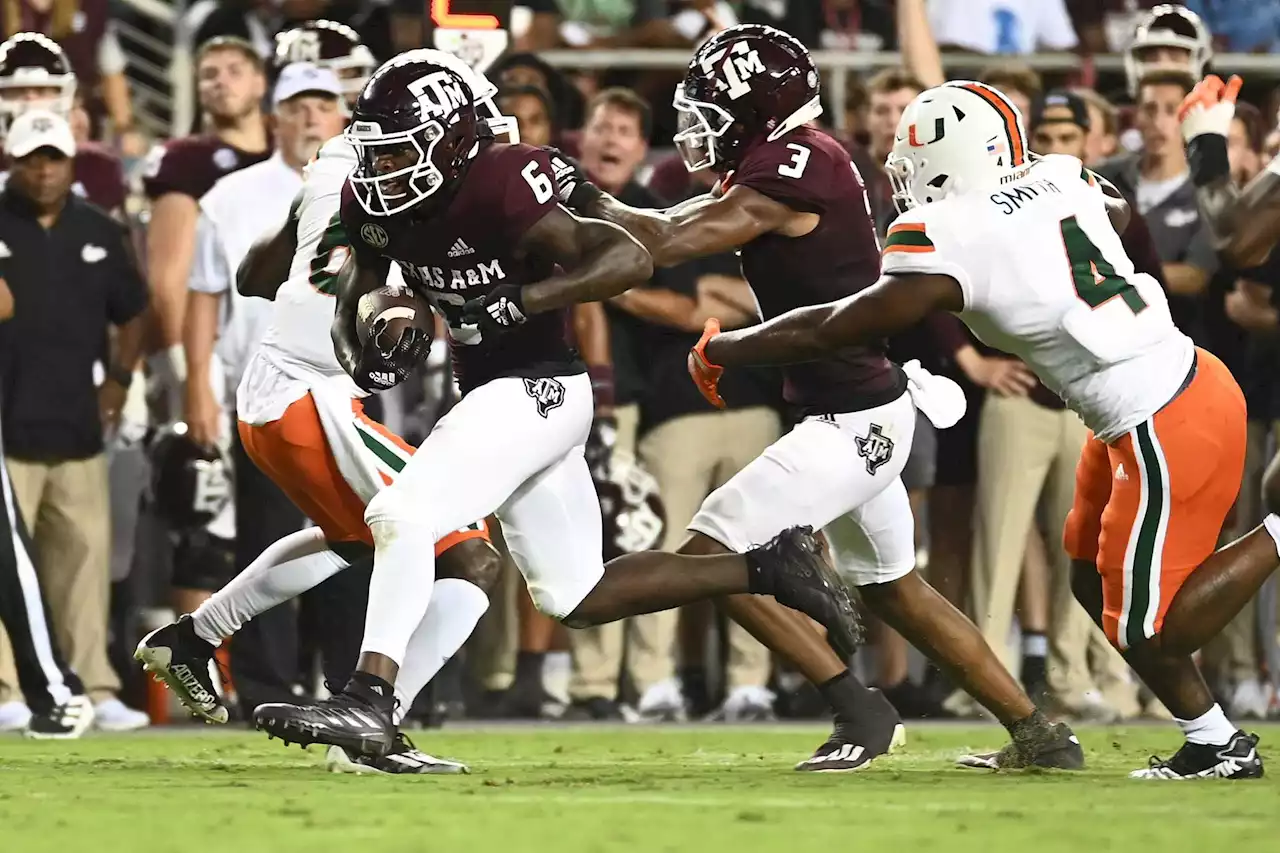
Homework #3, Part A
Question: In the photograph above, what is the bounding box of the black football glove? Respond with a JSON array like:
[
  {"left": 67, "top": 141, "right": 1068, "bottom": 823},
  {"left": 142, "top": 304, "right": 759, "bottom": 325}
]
[
  {"left": 542, "top": 147, "right": 603, "bottom": 212},
  {"left": 462, "top": 283, "right": 528, "bottom": 338},
  {"left": 349, "top": 326, "right": 431, "bottom": 393},
  {"left": 584, "top": 414, "right": 617, "bottom": 479}
]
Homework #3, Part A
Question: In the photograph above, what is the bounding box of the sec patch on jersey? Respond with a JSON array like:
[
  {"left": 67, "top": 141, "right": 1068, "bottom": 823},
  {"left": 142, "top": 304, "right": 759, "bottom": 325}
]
[{"left": 356, "top": 284, "right": 434, "bottom": 358}]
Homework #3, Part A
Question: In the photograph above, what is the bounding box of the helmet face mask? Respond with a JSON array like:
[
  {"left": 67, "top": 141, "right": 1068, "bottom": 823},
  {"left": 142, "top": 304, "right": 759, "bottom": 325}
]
[
  {"left": 0, "top": 33, "right": 76, "bottom": 136},
  {"left": 672, "top": 89, "right": 734, "bottom": 172},
  {"left": 345, "top": 53, "right": 480, "bottom": 218}
]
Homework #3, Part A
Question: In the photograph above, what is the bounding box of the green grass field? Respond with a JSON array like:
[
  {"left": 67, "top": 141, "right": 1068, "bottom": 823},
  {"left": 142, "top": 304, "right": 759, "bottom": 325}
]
[{"left": 1, "top": 724, "right": 1278, "bottom": 852}]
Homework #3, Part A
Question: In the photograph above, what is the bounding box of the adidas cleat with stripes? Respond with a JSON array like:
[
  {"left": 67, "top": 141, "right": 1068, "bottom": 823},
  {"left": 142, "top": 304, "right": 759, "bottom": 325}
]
[
  {"left": 24, "top": 695, "right": 94, "bottom": 740},
  {"left": 255, "top": 689, "right": 396, "bottom": 758},
  {"left": 957, "top": 721, "right": 1085, "bottom": 771},
  {"left": 134, "top": 615, "right": 227, "bottom": 724},
  {"left": 325, "top": 732, "right": 470, "bottom": 775},
  {"left": 1130, "top": 731, "right": 1263, "bottom": 780},
  {"left": 795, "top": 688, "right": 906, "bottom": 772}
]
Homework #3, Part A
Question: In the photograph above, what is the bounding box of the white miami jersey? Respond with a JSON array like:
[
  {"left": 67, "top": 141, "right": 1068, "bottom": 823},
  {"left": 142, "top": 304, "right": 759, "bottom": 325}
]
[
  {"left": 257, "top": 136, "right": 407, "bottom": 390},
  {"left": 881, "top": 153, "right": 1194, "bottom": 443}
]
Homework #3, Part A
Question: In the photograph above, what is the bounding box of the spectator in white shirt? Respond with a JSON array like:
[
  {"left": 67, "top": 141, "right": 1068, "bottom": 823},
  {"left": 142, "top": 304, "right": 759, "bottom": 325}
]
[{"left": 929, "top": 0, "right": 1078, "bottom": 55}]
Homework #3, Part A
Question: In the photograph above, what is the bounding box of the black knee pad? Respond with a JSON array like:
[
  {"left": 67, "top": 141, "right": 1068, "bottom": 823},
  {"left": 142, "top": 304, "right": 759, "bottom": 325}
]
[{"left": 171, "top": 530, "right": 237, "bottom": 592}]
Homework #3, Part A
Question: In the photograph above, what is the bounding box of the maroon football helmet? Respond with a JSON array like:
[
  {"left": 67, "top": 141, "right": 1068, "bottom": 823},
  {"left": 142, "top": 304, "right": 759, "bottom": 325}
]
[
  {"left": 274, "top": 20, "right": 375, "bottom": 104},
  {"left": 673, "top": 24, "right": 821, "bottom": 173},
  {"left": 345, "top": 50, "right": 481, "bottom": 217},
  {"left": 0, "top": 32, "right": 76, "bottom": 134}
]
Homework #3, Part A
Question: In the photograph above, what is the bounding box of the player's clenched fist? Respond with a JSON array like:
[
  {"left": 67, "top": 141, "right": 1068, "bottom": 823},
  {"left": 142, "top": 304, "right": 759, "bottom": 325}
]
[
  {"left": 542, "top": 146, "right": 601, "bottom": 212},
  {"left": 462, "top": 283, "right": 528, "bottom": 338}
]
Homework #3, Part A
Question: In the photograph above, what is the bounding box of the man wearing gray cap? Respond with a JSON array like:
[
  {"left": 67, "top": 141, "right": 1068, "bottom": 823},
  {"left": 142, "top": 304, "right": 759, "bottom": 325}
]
[
  {"left": 0, "top": 108, "right": 149, "bottom": 733},
  {"left": 183, "top": 62, "right": 350, "bottom": 714}
]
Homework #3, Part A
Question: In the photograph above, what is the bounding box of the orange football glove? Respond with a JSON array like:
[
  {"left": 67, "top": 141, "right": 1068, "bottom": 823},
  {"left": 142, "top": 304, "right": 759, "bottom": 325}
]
[{"left": 688, "top": 318, "right": 726, "bottom": 409}]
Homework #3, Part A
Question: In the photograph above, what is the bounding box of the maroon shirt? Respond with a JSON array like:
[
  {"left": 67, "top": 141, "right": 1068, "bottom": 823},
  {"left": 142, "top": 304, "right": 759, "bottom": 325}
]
[
  {"left": 728, "top": 125, "right": 904, "bottom": 415},
  {"left": 342, "top": 142, "right": 583, "bottom": 393},
  {"left": 141, "top": 134, "right": 271, "bottom": 202}
]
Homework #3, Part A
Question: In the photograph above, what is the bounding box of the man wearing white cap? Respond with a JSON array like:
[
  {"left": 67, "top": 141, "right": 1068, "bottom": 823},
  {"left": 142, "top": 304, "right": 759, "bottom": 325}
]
[
  {"left": 181, "top": 62, "right": 349, "bottom": 712},
  {"left": 0, "top": 109, "right": 149, "bottom": 734}
]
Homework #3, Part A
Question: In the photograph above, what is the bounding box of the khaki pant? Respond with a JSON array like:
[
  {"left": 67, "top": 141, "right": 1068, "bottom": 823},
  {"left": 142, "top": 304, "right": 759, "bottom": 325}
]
[
  {"left": 569, "top": 406, "right": 782, "bottom": 699},
  {"left": 971, "top": 395, "right": 1135, "bottom": 710},
  {"left": 468, "top": 520, "right": 521, "bottom": 692},
  {"left": 0, "top": 454, "right": 116, "bottom": 702}
]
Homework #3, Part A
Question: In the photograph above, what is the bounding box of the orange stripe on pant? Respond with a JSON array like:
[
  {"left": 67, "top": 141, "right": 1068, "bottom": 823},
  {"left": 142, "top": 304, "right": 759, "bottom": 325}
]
[
  {"left": 1063, "top": 349, "right": 1246, "bottom": 649},
  {"left": 238, "top": 394, "right": 488, "bottom": 554}
]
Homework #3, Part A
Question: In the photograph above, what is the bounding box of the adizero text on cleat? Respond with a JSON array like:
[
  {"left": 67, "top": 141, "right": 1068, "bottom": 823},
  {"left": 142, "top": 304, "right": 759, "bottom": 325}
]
[{"left": 135, "top": 615, "right": 226, "bottom": 724}]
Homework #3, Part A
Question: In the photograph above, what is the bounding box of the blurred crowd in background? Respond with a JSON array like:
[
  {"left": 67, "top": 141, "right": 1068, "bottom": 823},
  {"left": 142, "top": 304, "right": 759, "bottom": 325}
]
[{"left": 2, "top": 0, "right": 1280, "bottom": 735}]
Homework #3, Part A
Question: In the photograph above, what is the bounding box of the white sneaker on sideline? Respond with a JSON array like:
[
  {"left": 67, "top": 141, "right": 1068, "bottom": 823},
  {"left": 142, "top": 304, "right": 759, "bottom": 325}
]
[
  {"left": 635, "top": 678, "right": 686, "bottom": 722},
  {"left": 718, "top": 685, "right": 777, "bottom": 722},
  {"left": 0, "top": 700, "right": 32, "bottom": 731},
  {"left": 1229, "top": 678, "right": 1270, "bottom": 720},
  {"left": 93, "top": 697, "right": 150, "bottom": 731}
]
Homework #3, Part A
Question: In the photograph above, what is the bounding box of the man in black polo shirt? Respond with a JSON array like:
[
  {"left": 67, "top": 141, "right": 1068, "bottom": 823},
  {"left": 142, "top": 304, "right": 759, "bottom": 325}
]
[{"left": 0, "top": 109, "right": 148, "bottom": 730}]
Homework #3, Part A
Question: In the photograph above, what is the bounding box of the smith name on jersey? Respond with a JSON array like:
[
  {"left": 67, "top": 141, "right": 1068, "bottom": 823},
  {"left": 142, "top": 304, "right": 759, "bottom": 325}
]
[
  {"left": 881, "top": 153, "right": 1194, "bottom": 443},
  {"left": 341, "top": 142, "right": 583, "bottom": 393}
]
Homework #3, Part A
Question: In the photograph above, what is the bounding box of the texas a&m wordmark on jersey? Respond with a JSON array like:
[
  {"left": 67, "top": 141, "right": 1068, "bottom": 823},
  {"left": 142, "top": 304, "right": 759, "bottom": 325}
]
[
  {"left": 341, "top": 142, "right": 583, "bottom": 393},
  {"left": 728, "top": 126, "right": 903, "bottom": 415},
  {"left": 881, "top": 153, "right": 1194, "bottom": 443}
]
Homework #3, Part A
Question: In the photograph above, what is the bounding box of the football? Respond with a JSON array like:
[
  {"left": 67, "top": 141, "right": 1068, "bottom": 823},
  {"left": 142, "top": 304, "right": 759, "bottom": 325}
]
[{"left": 355, "top": 284, "right": 433, "bottom": 356}]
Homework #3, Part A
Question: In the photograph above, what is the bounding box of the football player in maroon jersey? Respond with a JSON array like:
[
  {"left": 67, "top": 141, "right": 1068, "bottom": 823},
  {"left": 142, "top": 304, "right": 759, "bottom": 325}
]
[
  {"left": 251, "top": 52, "right": 858, "bottom": 760},
  {"left": 0, "top": 33, "right": 125, "bottom": 216},
  {"left": 522, "top": 24, "right": 1083, "bottom": 772}
]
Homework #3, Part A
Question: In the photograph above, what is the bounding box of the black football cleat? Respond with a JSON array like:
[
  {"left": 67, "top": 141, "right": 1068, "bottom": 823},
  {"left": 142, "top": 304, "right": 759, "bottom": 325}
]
[
  {"left": 24, "top": 696, "right": 95, "bottom": 740},
  {"left": 957, "top": 720, "right": 1085, "bottom": 771},
  {"left": 1130, "top": 731, "right": 1264, "bottom": 780},
  {"left": 254, "top": 675, "right": 396, "bottom": 758},
  {"left": 134, "top": 615, "right": 226, "bottom": 724},
  {"left": 795, "top": 688, "right": 905, "bottom": 772},
  {"left": 325, "top": 732, "right": 470, "bottom": 775},
  {"left": 747, "top": 526, "right": 860, "bottom": 660}
]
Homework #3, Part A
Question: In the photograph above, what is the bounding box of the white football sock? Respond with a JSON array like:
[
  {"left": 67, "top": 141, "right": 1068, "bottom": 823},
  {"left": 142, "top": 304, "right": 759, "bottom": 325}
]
[
  {"left": 191, "top": 528, "right": 349, "bottom": 645},
  {"left": 1176, "top": 702, "right": 1237, "bottom": 746},
  {"left": 360, "top": 519, "right": 436, "bottom": 667},
  {"left": 392, "top": 578, "right": 489, "bottom": 724}
]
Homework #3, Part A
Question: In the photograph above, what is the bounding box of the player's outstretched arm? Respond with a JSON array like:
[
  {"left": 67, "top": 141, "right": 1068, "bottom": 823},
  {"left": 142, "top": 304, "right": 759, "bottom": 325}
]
[
  {"left": 517, "top": 206, "right": 654, "bottom": 314},
  {"left": 583, "top": 185, "right": 792, "bottom": 268},
  {"left": 705, "top": 272, "right": 964, "bottom": 367},
  {"left": 1181, "top": 73, "right": 1280, "bottom": 267},
  {"left": 237, "top": 194, "right": 302, "bottom": 299}
]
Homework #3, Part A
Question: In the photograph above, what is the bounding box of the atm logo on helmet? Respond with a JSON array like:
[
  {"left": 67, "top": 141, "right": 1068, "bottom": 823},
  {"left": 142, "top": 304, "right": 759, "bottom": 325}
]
[
  {"left": 408, "top": 70, "right": 468, "bottom": 118},
  {"left": 907, "top": 118, "right": 946, "bottom": 147},
  {"left": 700, "top": 41, "right": 765, "bottom": 100}
]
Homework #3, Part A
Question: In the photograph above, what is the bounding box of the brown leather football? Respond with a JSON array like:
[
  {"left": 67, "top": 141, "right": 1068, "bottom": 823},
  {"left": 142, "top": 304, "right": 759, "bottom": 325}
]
[{"left": 355, "top": 284, "right": 433, "bottom": 356}]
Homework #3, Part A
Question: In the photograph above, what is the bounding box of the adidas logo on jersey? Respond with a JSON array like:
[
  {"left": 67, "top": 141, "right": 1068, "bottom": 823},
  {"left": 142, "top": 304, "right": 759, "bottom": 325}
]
[
  {"left": 1115, "top": 463, "right": 1129, "bottom": 482},
  {"left": 448, "top": 238, "right": 474, "bottom": 258}
]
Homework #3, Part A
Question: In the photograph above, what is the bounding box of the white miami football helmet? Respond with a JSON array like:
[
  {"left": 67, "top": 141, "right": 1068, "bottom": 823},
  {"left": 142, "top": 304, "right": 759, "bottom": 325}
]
[
  {"left": 1124, "top": 5, "right": 1212, "bottom": 96},
  {"left": 885, "top": 81, "right": 1029, "bottom": 213}
]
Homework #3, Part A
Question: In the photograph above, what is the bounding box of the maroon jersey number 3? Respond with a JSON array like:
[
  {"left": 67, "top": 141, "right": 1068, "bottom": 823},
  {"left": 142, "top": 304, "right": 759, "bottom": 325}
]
[{"left": 729, "top": 126, "right": 904, "bottom": 415}]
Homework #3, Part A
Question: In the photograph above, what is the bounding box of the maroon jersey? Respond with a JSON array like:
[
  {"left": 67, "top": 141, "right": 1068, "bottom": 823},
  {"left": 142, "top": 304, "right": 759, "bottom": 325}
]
[
  {"left": 728, "top": 125, "right": 904, "bottom": 414},
  {"left": 342, "top": 142, "right": 583, "bottom": 393},
  {"left": 141, "top": 134, "right": 272, "bottom": 201},
  {"left": 73, "top": 142, "right": 125, "bottom": 212}
]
